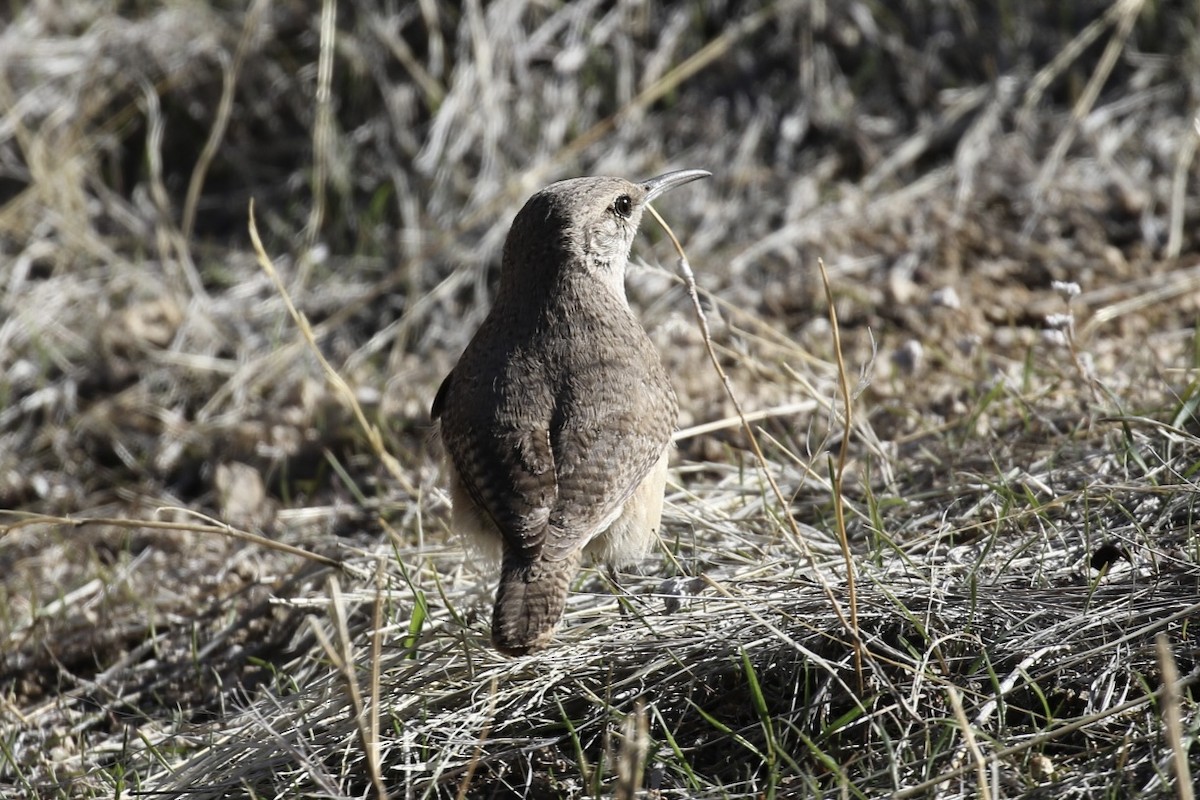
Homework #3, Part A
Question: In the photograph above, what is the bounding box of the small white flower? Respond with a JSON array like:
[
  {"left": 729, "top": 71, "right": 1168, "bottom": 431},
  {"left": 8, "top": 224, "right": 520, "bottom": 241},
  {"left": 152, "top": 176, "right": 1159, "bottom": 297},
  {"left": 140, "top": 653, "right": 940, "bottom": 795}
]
[
  {"left": 1042, "top": 329, "right": 1070, "bottom": 347},
  {"left": 308, "top": 243, "right": 330, "bottom": 265},
  {"left": 1051, "top": 280, "right": 1081, "bottom": 299},
  {"left": 930, "top": 286, "right": 961, "bottom": 309},
  {"left": 1045, "top": 313, "right": 1074, "bottom": 330}
]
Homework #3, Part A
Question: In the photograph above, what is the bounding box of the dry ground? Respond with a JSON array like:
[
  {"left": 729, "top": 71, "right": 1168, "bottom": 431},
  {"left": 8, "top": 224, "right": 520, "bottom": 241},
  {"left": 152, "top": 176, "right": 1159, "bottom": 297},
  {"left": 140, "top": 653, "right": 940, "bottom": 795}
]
[{"left": 1, "top": 1, "right": 1199, "bottom": 798}]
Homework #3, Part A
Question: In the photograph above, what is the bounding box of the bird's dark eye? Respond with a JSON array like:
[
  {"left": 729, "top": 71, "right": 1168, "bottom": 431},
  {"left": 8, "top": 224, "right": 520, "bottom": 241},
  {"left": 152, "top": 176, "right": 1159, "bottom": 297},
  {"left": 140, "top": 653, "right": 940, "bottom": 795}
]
[{"left": 613, "top": 194, "right": 633, "bottom": 218}]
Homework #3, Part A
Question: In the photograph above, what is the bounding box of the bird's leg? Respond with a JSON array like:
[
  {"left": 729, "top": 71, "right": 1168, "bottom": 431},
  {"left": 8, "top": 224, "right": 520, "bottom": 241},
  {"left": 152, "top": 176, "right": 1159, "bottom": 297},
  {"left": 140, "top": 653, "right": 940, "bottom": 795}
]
[{"left": 603, "top": 563, "right": 643, "bottom": 618}]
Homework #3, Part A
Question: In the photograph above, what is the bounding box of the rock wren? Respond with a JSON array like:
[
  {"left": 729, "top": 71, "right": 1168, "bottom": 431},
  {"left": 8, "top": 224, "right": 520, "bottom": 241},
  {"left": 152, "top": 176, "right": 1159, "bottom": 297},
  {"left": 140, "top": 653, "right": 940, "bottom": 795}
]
[{"left": 432, "top": 169, "right": 710, "bottom": 655}]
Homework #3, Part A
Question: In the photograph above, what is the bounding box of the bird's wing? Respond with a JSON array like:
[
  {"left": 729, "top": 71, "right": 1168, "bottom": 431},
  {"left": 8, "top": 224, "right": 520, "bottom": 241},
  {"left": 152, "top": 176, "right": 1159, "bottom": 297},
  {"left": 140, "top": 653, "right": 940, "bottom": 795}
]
[
  {"left": 438, "top": 361, "right": 560, "bottom": 559},
  {"left": 540, "top": 356, "right": 676, "bottom": 562}
]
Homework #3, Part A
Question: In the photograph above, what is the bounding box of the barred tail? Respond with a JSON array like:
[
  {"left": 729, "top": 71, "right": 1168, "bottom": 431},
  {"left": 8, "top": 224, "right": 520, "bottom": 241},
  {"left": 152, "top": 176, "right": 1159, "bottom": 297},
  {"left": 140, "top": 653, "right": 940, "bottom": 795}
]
[{"left": 491, "top": 549, "right": 582, "bottom": 656}]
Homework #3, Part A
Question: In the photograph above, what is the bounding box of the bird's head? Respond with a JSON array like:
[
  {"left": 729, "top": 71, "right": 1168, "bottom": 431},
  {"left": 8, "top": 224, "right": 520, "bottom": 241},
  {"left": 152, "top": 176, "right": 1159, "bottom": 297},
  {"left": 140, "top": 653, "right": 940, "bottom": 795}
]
[{"left": 500, "top": 170, "right": 710, "bottom": 301}]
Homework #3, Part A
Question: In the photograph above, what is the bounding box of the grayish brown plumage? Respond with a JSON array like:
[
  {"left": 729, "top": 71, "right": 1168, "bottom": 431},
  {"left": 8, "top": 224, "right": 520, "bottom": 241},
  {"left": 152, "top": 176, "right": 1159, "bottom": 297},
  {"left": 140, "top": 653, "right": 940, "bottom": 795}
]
[{"left": 432, "top": 169, "right": 710, "bottom": 655}]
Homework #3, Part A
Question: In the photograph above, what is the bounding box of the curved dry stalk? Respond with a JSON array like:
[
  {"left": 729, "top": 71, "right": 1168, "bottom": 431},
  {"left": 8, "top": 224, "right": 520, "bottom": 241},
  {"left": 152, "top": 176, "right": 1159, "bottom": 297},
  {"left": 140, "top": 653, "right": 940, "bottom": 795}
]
[
  {"left": 248, "top": 200, "right": 418, "bottom": 498},
  {"left": 814, "top": 256, "right": 864, "bottom": 693},
  {"left": 645, "top": 203, "right": 866, "bottom": 695},
  {"left": 182, "top": 0, "right": 270, "bottom": 240},
  {"left": 0, "top": 509, "right": 346, "bottom": 569}
]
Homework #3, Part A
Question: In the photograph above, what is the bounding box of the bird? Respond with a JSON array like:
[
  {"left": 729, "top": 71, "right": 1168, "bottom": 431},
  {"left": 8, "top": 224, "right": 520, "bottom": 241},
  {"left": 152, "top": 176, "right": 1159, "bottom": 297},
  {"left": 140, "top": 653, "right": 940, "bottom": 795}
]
[{"left": 432, "top": 169, "right": 710, "bottom": 656}]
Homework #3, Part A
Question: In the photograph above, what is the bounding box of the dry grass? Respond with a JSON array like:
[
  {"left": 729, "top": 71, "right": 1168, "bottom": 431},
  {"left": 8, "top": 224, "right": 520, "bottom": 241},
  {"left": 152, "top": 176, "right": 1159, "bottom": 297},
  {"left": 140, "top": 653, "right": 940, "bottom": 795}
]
[{"left": 2, "top": 0, "right": 1199, "bottom": 797}]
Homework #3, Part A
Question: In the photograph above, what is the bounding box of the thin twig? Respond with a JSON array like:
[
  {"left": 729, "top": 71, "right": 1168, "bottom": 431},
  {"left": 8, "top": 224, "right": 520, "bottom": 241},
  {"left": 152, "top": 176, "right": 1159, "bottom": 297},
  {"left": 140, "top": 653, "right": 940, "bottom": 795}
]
[
  {"left": 139, "top": 78, "right": 207, "bottom": 300},
  {"left": 1166, "top": 116, "right": 1199, "bottom": 260},
  {"left": 1156, "top": 633, "right": 1195, "bottom": 800},
  {"left": 323, "top": 575, "right": 390, "bottom": 800},
  {"left": 305, "top": 0, "right": 338, "bottom": 260},
  {"left": 947, "top": 686, "right": 994, "bottom": 800},
  {"left": 815, "top": 255, "right": 864, "bottom": 693},
  {"left": 370, "top": 556, "right": 387, "bottom": 795},
  {"left": 182, "top": 0, "right": 269, "bottom": 240},
  {"left": 674, "top": 400, "right": 818, "bottom": 442},
  {"left": 0, "top": 510, "right": 344, "bottom": 568}
]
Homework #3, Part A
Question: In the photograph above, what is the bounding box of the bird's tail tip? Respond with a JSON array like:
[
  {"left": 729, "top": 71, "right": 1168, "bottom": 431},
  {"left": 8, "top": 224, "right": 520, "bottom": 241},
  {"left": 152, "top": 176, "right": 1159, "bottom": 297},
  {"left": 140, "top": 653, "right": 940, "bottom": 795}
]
[{"left": 491, "top": 552, "right": 580, "bottom": 656}]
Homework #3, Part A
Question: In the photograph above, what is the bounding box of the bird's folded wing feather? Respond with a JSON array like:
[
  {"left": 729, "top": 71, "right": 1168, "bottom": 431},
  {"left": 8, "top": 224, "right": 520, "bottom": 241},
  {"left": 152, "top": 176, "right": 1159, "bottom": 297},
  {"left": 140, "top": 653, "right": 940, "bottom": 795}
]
[
  {"left": 436, "top": 367, "right": 559, "bottom": 557},
  {"left": 540, "top": 369, "right": 675, "bottom": 562}
]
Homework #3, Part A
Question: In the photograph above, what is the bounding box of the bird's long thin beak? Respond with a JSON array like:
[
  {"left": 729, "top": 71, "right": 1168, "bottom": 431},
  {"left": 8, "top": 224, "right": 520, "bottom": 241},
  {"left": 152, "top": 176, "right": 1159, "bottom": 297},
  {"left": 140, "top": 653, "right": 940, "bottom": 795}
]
[{"left": 641, "top": 169, "right": 712, "bottom": 202}]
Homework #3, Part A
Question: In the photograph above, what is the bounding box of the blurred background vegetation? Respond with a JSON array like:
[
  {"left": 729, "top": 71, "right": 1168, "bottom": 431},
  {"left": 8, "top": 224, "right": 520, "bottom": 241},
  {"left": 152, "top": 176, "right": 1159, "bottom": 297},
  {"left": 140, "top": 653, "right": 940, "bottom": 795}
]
[{"left": 2, "top": 0, "right": 1196, "bottom": 515}]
